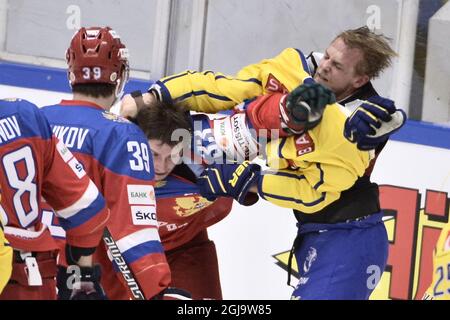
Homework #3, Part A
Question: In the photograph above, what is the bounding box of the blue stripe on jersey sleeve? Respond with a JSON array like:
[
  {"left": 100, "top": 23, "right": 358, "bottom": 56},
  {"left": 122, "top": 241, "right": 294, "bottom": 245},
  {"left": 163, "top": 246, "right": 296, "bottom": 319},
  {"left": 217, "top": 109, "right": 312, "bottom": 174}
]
[
  {"left": 262, "top": 166, "right": 323, "bottom": 190},
  {"left": 215, "top": 75, "right": 263, "bottom": 86},
  {"left": 161, "top": 71, "right": 194, "bottom": 84},
  {"left": 313, "top": 164, "right": 324, "bottom": 190},
  {"left": 278, "top": 138, "right": 287, "bottom": 159},
  {"left": 122, "top": 240, "right": 165, "bottom": 264},
  {"left": 154, "top": 80, "right": 174, "bottom": 103},
  {"left": 262, "top": 166, "right": 324, "bottom": 196},
  {"left": 294, "top": 49, "right": 312, "bottom": 75},
  {"left": 177, "top": 90, "right": 233, "bottom": 103},
  {"left": 265, "top": 170, "right": 306, "bottom": 180},
  {"left": 58, "top": 192, "right": 106, "bottom": 230},
  {"left": 262, "top": 190, "right": 326, "bottom": 207}
]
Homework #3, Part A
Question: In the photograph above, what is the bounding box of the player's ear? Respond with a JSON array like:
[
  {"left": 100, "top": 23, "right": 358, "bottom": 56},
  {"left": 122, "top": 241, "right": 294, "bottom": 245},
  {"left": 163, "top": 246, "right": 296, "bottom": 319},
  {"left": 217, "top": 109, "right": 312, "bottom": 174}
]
[{"left": 352, "top": 74, "right": 370, "bottom": 89}]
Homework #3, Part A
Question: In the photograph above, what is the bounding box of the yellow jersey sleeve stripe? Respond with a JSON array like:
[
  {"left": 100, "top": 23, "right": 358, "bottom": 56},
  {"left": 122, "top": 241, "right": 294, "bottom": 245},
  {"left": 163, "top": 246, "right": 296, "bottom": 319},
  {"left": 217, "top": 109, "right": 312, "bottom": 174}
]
[
  {"left": 211, "top": 168, "right": 227, "bottom": 193},
  {"left": 199, "top": 176, "right": 216, "bottom": 193}
]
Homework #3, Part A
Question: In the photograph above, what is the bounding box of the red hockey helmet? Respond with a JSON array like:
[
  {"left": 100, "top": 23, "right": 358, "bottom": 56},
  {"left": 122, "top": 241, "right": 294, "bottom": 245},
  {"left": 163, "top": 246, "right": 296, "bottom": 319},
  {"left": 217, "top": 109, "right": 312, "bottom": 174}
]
[{"left": 66, "top": 27, "right": 130, "bottom": 97}]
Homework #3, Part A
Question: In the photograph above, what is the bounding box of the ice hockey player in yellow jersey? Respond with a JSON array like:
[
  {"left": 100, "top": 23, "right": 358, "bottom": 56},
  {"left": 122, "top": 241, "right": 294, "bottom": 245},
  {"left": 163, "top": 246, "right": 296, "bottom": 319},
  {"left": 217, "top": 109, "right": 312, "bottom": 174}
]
[
  {"left": 191, "top": 82, "right": 389, "bottom": 299},
  {"left": 120, "top": 50, "right": 395, "bottom": 299}
]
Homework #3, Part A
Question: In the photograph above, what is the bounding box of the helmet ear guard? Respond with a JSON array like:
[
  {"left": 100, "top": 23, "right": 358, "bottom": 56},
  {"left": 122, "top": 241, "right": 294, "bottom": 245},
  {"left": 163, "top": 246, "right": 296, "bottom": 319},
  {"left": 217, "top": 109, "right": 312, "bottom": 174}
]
[{"left": 66, "top": 26, "right": 130, "bottom": 98}]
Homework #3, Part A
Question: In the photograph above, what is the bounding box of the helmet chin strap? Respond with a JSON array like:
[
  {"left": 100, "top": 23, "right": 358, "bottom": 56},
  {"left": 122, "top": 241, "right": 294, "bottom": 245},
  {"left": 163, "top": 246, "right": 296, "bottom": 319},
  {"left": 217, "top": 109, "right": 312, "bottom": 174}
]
[
  {"left": 112, "top": 75, "right": 128, "bottom": 107},
  {"left": 111, "top": 79, "right": 123, "bottom": 106},
  {"left": 111, "top": 67, "right": 130, "bottom": 107}
]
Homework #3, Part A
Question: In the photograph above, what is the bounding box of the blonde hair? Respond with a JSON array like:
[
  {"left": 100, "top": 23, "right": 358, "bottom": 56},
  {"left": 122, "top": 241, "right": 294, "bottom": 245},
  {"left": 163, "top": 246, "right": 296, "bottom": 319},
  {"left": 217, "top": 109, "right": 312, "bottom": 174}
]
[{"left": 335, "top": 26, "right": 397, "bottom": 79}]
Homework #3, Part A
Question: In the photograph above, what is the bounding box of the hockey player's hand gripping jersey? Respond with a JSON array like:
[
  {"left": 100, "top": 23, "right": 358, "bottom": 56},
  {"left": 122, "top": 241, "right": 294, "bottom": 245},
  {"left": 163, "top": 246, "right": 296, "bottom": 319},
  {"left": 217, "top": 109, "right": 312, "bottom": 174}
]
[{"left": 197, "top": 161, "right": 261, "bottom": 206}]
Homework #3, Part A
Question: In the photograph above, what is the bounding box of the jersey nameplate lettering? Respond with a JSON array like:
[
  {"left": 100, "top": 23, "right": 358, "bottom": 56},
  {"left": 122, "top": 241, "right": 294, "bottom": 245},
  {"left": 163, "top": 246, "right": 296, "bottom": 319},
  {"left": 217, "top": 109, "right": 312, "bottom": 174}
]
[
  {"left": 52, "top": 126, "right": 89, "bottom": 150},
  {"left": 0, "top": 116, "right": 21, "bottom": 143},
  {"left": 295, "top": 133, "right": 315, "bottom": 156}
]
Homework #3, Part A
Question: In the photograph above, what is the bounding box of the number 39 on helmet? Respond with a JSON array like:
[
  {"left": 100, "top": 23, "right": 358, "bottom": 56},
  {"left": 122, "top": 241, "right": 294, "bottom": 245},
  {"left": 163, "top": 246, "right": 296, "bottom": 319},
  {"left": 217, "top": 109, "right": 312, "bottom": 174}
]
[{"left": 66, "top": 26, "right": 130, "bottom": 98}]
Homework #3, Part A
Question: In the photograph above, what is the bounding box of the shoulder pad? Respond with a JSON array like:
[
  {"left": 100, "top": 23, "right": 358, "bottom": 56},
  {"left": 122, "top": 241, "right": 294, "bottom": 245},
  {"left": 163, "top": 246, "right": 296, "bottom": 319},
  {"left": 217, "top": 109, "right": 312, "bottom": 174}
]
[{"left": 306, "top": 52, "right": 324, "bottom": 77}]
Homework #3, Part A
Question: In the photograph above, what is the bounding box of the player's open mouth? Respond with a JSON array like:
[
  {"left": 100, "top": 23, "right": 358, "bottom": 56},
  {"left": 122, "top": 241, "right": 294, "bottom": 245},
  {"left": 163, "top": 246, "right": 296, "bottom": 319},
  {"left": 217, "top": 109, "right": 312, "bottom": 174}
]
[{"left": 316, "top": 72, "right": 328, "bottom": 82}]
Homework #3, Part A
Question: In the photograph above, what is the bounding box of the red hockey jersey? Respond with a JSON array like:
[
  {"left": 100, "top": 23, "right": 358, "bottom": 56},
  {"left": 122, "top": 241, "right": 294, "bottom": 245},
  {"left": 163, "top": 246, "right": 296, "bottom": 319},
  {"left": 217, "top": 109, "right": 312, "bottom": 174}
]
[
  {"left": 0, "top": 98, "right": 109, "bottom": 252},
  {"left": 41, "top": 100, "right": 170, "bottom": 300}
]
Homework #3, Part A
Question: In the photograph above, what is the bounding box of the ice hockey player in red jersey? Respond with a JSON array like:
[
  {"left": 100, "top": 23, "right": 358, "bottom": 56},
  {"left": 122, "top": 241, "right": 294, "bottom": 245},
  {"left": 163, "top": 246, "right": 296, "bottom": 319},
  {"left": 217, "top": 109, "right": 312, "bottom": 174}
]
[
  {"left": 0, "top": 98, "right": 110, "bottom": 300},
  {"left": 41, "top": 27, "right": 171, "bottom": 300},
  {"left": 134, "top": 102, "right": 233, "bottom": 300}
]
